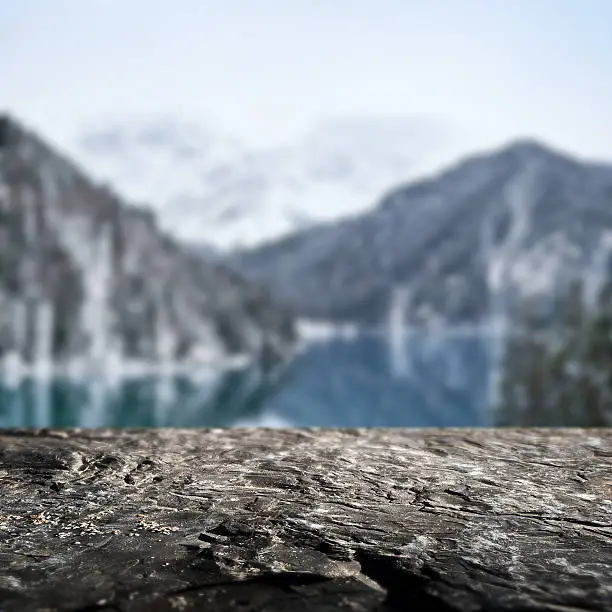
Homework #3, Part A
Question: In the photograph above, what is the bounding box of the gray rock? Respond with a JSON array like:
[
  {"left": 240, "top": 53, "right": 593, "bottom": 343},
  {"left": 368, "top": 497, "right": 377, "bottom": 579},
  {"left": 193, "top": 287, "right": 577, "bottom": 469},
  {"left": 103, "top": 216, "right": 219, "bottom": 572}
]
[{"left": 0, "top": 427, "right": 610, "bottom": 610}]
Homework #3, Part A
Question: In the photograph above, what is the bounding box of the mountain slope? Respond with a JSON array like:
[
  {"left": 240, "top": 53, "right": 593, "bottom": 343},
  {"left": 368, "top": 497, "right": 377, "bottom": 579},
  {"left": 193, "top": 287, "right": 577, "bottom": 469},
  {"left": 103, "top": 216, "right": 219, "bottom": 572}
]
[
  {"left": 74, "top": 115, "right": 452, "bottom": 250},
  {"left": 0, "top": 115, "right": 296, "bottom": 374},
  {"left": 232, "top": 140, "right": 612, "bottom": 327}
]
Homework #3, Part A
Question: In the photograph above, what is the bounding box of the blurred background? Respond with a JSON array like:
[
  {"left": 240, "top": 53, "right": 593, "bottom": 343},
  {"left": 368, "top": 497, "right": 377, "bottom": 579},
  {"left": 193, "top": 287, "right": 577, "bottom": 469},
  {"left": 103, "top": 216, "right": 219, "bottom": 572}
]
[{"left": 1, "top": 0, "right": 612, "bottom": 428}]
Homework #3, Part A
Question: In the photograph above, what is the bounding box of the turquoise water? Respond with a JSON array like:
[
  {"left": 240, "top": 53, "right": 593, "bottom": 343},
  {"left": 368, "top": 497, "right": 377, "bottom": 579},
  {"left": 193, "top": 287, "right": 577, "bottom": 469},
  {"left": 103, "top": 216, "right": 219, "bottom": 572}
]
[
  {"left": 0, "top": 332, "right": 496, "bottom": 428},
  {"left": 0, "top": 368, "right": 283, "bottom": 428}
]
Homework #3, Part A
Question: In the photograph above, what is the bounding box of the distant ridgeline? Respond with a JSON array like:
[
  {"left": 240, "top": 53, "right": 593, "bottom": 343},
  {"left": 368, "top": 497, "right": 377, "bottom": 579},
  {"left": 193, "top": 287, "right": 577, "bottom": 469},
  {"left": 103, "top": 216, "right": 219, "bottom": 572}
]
[
  {"left": 0, "top": 115, "right": 296, "bottom": 376},
  {"left": 233, "top": 139, "right": 612, "bottom": 329}
]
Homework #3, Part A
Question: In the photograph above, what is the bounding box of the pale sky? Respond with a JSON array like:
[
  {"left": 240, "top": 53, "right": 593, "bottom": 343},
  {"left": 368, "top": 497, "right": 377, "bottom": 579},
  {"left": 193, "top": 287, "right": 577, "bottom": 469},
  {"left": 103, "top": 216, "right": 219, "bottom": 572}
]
[{"left": 2, "top": 0, "right": 612, "bottom": 161}]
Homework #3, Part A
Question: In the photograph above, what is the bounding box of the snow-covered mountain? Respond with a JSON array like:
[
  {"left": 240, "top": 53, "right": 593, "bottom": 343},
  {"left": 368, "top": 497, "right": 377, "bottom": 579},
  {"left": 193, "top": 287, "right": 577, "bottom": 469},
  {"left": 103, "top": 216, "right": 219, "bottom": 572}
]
[
  {"left": 0, "top": 114, "right": 296, "bottom": 376},
  {"left": 232, "top": 139, "right": 612, "bottom": 327},
  {"left": 74, "top": 115, "right": 454, "bottom": 250}
]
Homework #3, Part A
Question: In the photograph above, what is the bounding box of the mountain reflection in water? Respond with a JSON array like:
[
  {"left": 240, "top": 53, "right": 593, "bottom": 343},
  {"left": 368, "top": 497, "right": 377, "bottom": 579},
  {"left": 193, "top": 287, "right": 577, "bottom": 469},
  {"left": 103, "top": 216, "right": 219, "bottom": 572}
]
[
  {"left": 0, "top": 331, "right": 498, "bottom": 428},
  {"left": 0, "top": 365, "right": 285, "bottom": 428}
]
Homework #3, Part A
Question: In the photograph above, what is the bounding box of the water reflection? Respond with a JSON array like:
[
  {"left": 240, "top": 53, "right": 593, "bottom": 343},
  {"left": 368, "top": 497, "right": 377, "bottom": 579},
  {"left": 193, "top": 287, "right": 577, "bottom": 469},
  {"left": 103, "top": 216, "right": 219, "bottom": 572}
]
[
  {"left": 0, "top": 365, "right": 285, "bottom": 428},
  {"left": 0, "top": 330, "right": 543, "bottom": 428},
  {"left": 259, "top": 330, "right": 493, "bottom": 427}
]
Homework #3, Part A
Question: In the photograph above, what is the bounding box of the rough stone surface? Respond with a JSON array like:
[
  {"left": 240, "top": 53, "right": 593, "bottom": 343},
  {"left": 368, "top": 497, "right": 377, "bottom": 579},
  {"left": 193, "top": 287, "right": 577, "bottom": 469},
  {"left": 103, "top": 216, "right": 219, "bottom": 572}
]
[{"left": 0, "top": 428, "right": 611, "bottom": 611}]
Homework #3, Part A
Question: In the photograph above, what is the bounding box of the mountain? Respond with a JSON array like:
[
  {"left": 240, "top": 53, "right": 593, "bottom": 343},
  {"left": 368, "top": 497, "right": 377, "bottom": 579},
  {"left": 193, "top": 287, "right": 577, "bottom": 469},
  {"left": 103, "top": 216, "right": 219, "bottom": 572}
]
[
  {"left": 74, "top": 115, "right": 452, "bottom": 250},
  {"left": 231, "top": 139, "right": 612, "bottom": 327},
  {"left": 0, "top": 114, "right": 296, "bottom": 375}
]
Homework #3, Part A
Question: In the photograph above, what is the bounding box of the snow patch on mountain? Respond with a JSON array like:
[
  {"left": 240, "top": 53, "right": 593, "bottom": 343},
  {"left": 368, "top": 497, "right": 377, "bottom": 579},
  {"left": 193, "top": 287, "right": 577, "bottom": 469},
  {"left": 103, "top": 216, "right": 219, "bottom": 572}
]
[{"left": 74, "top": 114, "right": 456, "bottom": 250}]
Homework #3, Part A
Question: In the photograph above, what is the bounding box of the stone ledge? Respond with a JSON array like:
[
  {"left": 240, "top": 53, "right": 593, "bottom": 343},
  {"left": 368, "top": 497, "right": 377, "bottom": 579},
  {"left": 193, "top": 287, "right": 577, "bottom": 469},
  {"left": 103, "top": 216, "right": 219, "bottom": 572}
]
[{"left": 0, "top": 427, "right": 610, "bottom": 611}]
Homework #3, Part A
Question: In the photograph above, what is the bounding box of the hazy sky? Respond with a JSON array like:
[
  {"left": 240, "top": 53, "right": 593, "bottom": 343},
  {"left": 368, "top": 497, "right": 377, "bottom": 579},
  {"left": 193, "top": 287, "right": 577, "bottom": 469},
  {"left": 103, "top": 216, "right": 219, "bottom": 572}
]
[{"left": 2, "top": 0, "right": 611, "bottom": 161}]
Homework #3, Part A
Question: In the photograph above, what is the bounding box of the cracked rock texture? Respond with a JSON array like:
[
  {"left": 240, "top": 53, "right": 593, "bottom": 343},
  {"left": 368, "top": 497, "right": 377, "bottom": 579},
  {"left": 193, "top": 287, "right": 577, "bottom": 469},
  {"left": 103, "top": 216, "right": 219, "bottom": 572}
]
[{"left": 0, "top": 428, "right": 611, "bottom": 611}]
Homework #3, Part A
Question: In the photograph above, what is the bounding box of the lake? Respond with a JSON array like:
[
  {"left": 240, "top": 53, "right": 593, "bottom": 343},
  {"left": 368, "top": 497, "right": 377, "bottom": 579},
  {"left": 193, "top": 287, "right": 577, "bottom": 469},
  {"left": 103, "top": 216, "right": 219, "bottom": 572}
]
[{"left": 0, "top": 329, "right": 506, "bottom": 428}]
